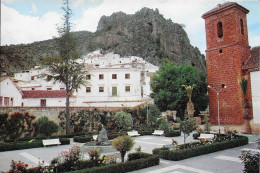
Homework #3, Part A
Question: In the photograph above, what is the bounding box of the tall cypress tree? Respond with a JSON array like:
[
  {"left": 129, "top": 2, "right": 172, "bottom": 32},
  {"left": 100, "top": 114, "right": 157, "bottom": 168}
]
[{"left": 41, "top": 0, "right": 87, "bottom": 134}]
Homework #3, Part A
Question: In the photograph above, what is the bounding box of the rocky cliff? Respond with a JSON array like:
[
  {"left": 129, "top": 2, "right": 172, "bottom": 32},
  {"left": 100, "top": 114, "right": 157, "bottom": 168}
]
[{"left": 0, "top": 8, "right": 206, "bottom": 75}]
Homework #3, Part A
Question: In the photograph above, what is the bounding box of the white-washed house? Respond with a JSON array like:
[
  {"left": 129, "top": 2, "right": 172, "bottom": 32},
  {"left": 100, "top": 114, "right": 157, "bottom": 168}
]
[
  {"left": 9, "top": 51, "right": 158, "bottom": 108},
  {"left": 0, "top": 76, "right": 23, "bottom": 106}
]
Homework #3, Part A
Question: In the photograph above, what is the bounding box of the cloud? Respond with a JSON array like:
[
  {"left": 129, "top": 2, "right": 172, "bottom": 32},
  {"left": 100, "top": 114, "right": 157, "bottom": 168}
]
[
  {"left": 29, "top": 4, "right": 38, "bottom": 14},
  {"left": 1, "top": 4, "right": 62, "bottom": 45}
]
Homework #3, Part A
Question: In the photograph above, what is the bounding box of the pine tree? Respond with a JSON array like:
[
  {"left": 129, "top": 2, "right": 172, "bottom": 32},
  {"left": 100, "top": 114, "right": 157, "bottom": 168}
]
[{"left": 41, "top": 0, "right": 87, "bottom": 134}]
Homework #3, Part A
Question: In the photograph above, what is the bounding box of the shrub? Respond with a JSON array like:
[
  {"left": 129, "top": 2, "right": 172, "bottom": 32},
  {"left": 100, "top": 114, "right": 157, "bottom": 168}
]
[
  {"left": 153, "top": 136, "right": 248, "bottom": 161},
  {"left": 239, "top": 139, "right": 260, "bottom": 173},
  {"left": 49, "top": 145, "right": 83, "bottom": 172},
  {"left": 74, "top": 136, "right": 92, "bottom": 143},
  {"left": 68, "top": 153, "right": 159, "bottom": 173},
  {"left": 112, "top": 135, "right": 135, "bottom": 162},
  {"left": 127, "top": 152, "right": 150, "bottom": 161},
  {"left": 38, "top": 120, "right": 59, "bottom": 137},
  {"left": 164, "top": 129, "right": 181, "bottom": 137},
  {"left": 88, "top": 147, "right": 101, "bottom": 161},
  {"left": 0, "top": 138, "right": 69, "bottom": 152},
  {"left": 114, "top": 111, "right": 133, "bottom": 131}
]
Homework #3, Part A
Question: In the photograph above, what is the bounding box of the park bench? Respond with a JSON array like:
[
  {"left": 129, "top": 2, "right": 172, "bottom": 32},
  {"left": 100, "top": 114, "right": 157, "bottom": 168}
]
[
  {"left": 127, "top": 130, "right": 140, "bottom": 137},
  {"left": 198, "top": 133, "right": 215, "bottom": 141},
  {"left": 42, "top": 138, "right": 61, "bottom": 146},
  {"left": 93, "top": 135, "right": 98, "bottom": 141},
  {"left": 152, "top": 130, "right": 164, "bottom": 136}
]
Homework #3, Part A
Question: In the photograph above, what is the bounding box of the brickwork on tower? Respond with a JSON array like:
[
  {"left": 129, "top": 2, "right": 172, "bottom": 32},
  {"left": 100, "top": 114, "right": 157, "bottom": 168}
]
[{"left": 202, "top": 2, "right": 252, "bottom": 125}]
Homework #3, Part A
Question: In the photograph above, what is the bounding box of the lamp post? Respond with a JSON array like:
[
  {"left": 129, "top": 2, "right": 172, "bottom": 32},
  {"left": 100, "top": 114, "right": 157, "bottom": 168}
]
[{"left": 208, "top": 84, "right": 227, "bottom": 134}]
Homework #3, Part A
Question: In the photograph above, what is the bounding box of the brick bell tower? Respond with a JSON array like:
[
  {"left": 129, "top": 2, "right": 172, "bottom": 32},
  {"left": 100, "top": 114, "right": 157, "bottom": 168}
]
[{"left": 202, "top": 2, "right": 252, "bottom": 126}]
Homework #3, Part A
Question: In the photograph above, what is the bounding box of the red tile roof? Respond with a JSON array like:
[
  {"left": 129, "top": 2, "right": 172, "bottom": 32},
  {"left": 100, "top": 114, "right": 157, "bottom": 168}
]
[
  {"left": 22, "top": 90, "right": 67, "bottom": 98},
  {"left": 243, "top": 46, "right": 260, "bottom": 72},
  {"left": 202, "top": 2, "right": 249, "bottom": 19}
]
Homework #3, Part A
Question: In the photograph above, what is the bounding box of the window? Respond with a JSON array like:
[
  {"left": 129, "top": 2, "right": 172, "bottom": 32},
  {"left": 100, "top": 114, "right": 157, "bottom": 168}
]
[
  {"left": 125, "top": 74, "right": 130, "bottom": 79},
  {"left": 240, "top": 19, "right": 244, "bottom": 35},
  {"left": 40, "top": 99, "right": 46, "bottom": 107},
  {"left": 99, "top": 74, "right": 104, "bottom": 79},
  {"left": 125, "top": 86, "right": 130, "bottom": 92},
  {"left": 219, "top": 49, "right": 223, "bottom": 53},
  {"left": 47, "top": 88, "right": 52, "bottom": 90},
  {"left": 217, "top": 21, "right": 223, "bottom": 38},
  {"left": 141, "top": 86, "right": 144, "bottom": 97},
  {"left": 4, "top": 97, "right": 9, "bottom": 106},
  {"left": 10, "top": 98, "right": 13, "bottom": 106},
  {"left": 0, "top": 96, "right": 2, "bottom": 106},
  {"left": 31, "top": 76, "right": 35, "bottom": 80},
  {"left": 32, "top": 88, "right": 35, "bottom": 90},
  {"left": 86, "top": 87, "right": 91, "bottom": 92},
  {"left": 86, "top": 75, "right": 91, "bottom": 80},
  {"left": 112, "top": 87, "right": 117, "bottom": 96},
  {"left": 21, "top": 102, "right": 24, "bottom": 107},
  {"left": 99, "top": 87, "right": 104, "bottom": 92},
  {"left": 60, "top": 88, "right": 65, "bottom": 90},
  {"left": 112, "top": 74, "right": 117, "bottom": 79}
]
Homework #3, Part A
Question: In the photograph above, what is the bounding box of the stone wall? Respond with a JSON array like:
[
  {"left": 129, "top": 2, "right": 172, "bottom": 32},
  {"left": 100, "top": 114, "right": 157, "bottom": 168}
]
[{"left": 0, "top": 106, "right": 125, "bottom": 124}]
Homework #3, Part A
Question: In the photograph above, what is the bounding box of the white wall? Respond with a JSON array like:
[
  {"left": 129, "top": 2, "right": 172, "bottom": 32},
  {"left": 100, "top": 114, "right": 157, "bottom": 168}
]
[
  {"left": 22, "top": 97, "right": 67, "bottom": 107},
  {"left": 251, "top": 71, "right": 260, "bottom": 124},
  {"left": 0, "top": 78, "right": 22, "bottom": 106}
]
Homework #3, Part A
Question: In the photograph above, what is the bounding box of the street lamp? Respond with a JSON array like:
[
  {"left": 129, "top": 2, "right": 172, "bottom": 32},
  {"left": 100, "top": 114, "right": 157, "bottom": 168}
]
[{"left": 208, "top": 84, "right": 227, "bottom": 134}]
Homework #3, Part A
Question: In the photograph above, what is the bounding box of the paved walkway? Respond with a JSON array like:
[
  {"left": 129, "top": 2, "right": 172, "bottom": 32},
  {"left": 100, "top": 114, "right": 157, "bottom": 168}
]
[{"left": 0, "top": 132, "right": 258, "bottom": 172}]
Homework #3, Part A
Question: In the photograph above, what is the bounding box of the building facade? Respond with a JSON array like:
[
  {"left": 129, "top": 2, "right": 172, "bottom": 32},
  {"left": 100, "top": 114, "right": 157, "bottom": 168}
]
[
  {"left": 1, "top": 51, "right": 158, "bottom": 108},
  {"left": 202, "top": 2, "right": 253, "bottom": 125}
]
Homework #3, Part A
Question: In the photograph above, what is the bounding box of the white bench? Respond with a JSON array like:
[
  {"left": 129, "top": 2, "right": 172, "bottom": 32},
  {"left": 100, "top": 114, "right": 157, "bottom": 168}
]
[
  {"left": 42, "top": 139, "right": 61, "bottom": 146},
  {"left": 198, "top": 134, "right": 214, "bottom": 141},
  {"left": 127, "top": 130, "right": 140, "bottom": 137},
  {"left": 93, "top": 135, "right": 98, "bottom": 141},
  {"left": 152, "top": 130, "right": 164, "bottom": 136}
]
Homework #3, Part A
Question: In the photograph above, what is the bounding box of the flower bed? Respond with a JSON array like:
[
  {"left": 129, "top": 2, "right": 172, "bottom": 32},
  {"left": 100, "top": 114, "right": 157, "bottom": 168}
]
[
  {"left": 68, "top": 152, "right": 159, "bottom": 173},
  {"left": 0, "top": 138, "right": 70, "bottom": 152},
  {"left": 153, "top": 135, "right": 248, "bottom": 161}
]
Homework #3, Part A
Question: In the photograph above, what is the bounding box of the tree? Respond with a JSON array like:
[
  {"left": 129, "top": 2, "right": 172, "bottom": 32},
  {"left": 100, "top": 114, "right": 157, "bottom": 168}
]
[
  {"left": 114, "top": 111, "right": 133, "bottom": 131},
  {"left": 141, "top": 104, "right": 161, "bottom": 127},
  {"left": 238, "top": 76, "right": 252, "bottom": 134},
  {"left": 112, "top": 135, "right": 135, "bottom": 162},
  {"left": 39, "top": 120, "right": 59, "bottom": 137},
  {"left": 41, "top": 0, "right": 87, "bottom": 134},
  {"left": 151, "top": 59, "right": 208, "bottom": 118},
  {"left": 178, "top": 117, "right": 197, "bottom": 145}
]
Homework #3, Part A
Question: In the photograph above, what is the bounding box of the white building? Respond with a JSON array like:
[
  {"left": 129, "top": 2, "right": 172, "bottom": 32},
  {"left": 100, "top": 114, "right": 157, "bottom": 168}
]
[
  {"left": 74, "top": 51, "right": 158, "bottom": 107},
  {"left": 3, "top": 51, "right": 158, "bottom": 108},
  {"left": 0, "top": 76, "right": 23, "bottom": 106},
  {"left": 243, "top": 46, "right": 260, "bottom": 127}
]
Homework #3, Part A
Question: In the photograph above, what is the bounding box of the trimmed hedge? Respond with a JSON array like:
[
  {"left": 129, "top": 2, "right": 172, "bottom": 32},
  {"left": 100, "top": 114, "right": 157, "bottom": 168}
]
[
  {"left": 153, "top": 136, "right": 248, "bottom": 161},
  {"left": 128, "top": 152, "right": 151, "bottom": 161},
  {"left": 0, "top": 138, "right": 70, "bottom": 152},
  {"left": 74, "top": 136, "right": 92, "bottom": 143},
  {"left": 67, "top": 153, "right": 159, "bottom": 173},
  {"left": 164, "top": 130, "right": 181, "bottom": 137},
  {"left": 108, "top": 132, "right": 127, "bottom": 140}
]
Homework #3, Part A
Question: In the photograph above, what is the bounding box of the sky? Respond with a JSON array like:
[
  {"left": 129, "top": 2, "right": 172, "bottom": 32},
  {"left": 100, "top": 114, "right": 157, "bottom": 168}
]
[{"left": 1, "top": 0, "right": 260, "bottom": 55}]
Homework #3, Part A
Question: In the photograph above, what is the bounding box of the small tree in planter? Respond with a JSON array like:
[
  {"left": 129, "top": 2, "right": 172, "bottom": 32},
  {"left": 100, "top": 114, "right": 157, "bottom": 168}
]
[
  {"left": 112, "top": 135, "right": 135, "bottom": 162},
  {"left": 182, "top": 84, "right": 196, "bottom": 118},
  {"left": 178, "top": 117, "right": 197, "bottom": 146}
]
